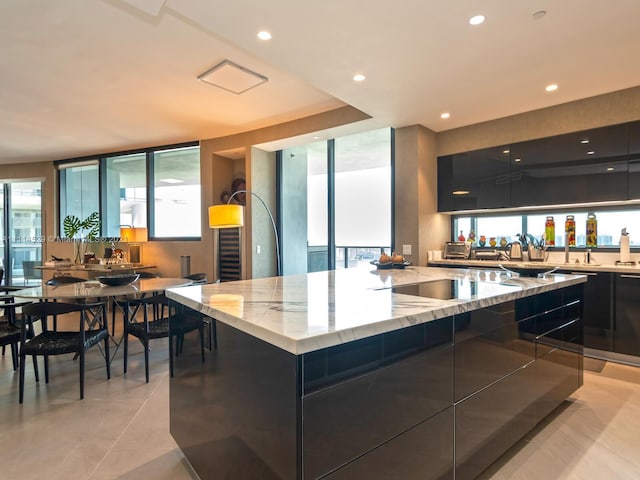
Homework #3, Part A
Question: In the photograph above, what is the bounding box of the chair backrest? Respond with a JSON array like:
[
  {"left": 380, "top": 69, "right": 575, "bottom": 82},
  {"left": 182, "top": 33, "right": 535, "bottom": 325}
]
[
  {"left": 45, "top": 276, "right": 86, "bottom": 285},
  {"left": 22, "top": 301, "right": 106, "bottom": 334},
  {"left": 22, "top": 301, "right": 101, "bottom": 317},
  {"left": 184, "top": 273, "right": 207, "bottom": 284},
  {"left": 23, "top": 261, "right": 42, "bottom": 279}
]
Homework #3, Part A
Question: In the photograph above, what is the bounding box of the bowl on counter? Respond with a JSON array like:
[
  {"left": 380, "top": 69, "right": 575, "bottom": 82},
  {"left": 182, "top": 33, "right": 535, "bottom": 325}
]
[{"left": 96, "top": 273, "right": 140, "bottom": 286}]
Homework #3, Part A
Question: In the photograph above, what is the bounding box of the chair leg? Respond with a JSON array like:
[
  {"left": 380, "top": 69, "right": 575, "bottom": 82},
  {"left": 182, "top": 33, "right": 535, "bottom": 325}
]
[
  {"left": 104, "top": 336, "right": 111, "bottom": 380},
  {"left": 19, "top": 352, "right": 26, "bottom": 404},
  {"left": 123, "top": 332, "right": 128, "bottom": 374},
  {"left": 32, "top": 356, "right": 39, "bottom": 382},
  {"left": 144, "top": 339, "right": 150, "bottom": 383},
  {"left": 10, "top": 343, "right": 18, "bottom": 371},
  {"left": 2, "top": 344, "right": 5, "bottom": 356},
  {"left": 79, "top": 351, "right": 85, "bottom": 399},
  {"left": 44, "top": 355, "right": 49, "bottom": 384}
]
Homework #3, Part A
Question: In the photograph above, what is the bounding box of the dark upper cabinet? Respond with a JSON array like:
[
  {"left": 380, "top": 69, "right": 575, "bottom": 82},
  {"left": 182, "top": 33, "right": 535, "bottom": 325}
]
[
  {"left": 437, "top": 146, "right": 510, "bottom": 211},
  {"left": 509, "top": 124, "right": 629, "bottom": 207},
  {"left": 627, "top": 121, "right": 640, "bottom": 199}
]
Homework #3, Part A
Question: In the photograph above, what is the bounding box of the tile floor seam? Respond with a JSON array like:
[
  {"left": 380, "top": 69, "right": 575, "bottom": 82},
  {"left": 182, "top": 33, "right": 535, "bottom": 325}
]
[{"left": 86, "top": 375, "right": 166, "bottom": 479}]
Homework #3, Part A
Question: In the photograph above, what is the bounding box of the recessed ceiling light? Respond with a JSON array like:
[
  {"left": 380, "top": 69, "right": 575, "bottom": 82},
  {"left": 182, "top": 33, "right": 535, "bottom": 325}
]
[
  {"left": 353, "top": 74, "right": 366, "bottom": 82},
  {"left": 452, "top": 190, "right": 470, "bottom": 195},
  {"left": 545, "top": 83, "right": 558, "bottom": 92},
  {"left": 532, "top": 10, "right": 546, "bottom": 20},
  {"left": 469, "top": 15, "right": 485, "bottom": 25},
  {"left": 313, "top": 136, "right": 320, "bottom": 140},
  {"left": 587, "top": 151, "right": 595, "bottom": 155},
  {"left": 607, "top": 167, "right": 615, "bottom": 171},
  {"left": 514, "top": 158, "right": 521, "bottom": 162},
  {"left": 160, "top": 178, "right": 184, "bottom": 184},
  {"left": 440, "top": 112, "right": 450, "bottom": 119},
  {"left": 257, "top": 31, "right": 272, "bottom": 40}
]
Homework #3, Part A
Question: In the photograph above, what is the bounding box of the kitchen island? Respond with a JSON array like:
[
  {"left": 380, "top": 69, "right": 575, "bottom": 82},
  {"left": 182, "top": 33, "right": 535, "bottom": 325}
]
[{"left": 166, "top": 266, "right": 586, "bottom": 480}]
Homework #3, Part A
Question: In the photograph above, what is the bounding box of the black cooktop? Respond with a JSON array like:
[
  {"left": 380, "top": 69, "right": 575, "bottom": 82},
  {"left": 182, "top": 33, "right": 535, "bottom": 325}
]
[{"left": 392, "top": 279, "right": 477, "bottom": 300}]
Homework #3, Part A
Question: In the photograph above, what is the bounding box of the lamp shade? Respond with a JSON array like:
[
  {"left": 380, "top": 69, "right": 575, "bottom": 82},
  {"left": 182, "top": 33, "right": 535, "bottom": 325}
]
[
  {"left": 120, "top": 227, "right": 148, "bottom": 243},
  {"left": 209, "top": 204, "right": 244, "bottom": 229}
]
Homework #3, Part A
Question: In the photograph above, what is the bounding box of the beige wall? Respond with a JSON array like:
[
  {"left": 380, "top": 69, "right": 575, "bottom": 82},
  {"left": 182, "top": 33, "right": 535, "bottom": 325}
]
[
  {"left": 395, "top": 126, "right": 450, "bottom": 267},
  {"left": 437, "top": 85, "right": 640, "bottom": 156}
]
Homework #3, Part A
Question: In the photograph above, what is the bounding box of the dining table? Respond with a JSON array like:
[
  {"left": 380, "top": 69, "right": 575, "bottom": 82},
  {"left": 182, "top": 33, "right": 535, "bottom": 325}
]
[{"left": 13, "top": 277, "right": 193, "bottom": 363}]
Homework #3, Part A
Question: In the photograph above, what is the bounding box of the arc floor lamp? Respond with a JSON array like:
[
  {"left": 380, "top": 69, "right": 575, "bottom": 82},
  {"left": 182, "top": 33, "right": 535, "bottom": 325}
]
[{"left": 208, "top": 190, "right": 281, "bottom": 276}]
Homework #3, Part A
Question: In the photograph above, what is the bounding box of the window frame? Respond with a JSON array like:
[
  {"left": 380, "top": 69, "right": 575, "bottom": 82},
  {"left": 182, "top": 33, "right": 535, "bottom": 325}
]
[{"left": 55, "top": 140, "right": 200, "bottom": 241}]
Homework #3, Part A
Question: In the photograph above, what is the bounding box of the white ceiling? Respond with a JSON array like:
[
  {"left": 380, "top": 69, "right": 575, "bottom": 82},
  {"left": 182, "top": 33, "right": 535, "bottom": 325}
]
[{"left": 1, "top": 0, "right": 639, "bottom": 165}]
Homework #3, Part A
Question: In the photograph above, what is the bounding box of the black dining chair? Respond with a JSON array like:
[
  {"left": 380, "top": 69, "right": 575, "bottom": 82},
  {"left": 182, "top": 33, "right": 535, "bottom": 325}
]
[
  {"left": 18, "top": 301, "right": 110, "bottom": 403},
  {"left": 0, "top": 287, "right": 32, "bottom": 359},
  {"left": 0, "top": 300, "right": 32, "bottom": 371},
  {"left": 123, "top": 294, "right": 205, "bottom": 382}
]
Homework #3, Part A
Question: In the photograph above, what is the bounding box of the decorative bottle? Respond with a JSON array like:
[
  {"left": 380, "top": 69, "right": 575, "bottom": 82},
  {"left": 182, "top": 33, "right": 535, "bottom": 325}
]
[
  {"left": 586, "top": 213, "right": 597, "bottom": 247},
  {"left": 565, "top": 215, "right": 576, "bottom": 247},
  {"left": 545, "top": 216, "right": 555, "bottom": 246}
]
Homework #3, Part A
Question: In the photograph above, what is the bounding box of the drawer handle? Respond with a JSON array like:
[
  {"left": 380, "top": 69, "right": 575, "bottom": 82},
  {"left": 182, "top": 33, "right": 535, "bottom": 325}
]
[
  {"left": 620, "top": 274, "right": 640, "bottom": 279},
  {"left": 570, "top": 272, "right": 597, "bottom": 276}
]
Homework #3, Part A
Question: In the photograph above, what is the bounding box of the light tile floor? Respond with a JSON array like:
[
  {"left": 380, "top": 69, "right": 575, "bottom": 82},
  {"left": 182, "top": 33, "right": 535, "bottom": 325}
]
[{"left": 1, "top": 341, "right": 638, "bottom": 479}]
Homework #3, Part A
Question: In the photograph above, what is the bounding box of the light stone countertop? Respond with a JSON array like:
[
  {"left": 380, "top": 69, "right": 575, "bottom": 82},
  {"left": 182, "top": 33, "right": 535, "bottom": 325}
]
[{"left": 166, "top": 266, "right": 586, "bottom": 355}]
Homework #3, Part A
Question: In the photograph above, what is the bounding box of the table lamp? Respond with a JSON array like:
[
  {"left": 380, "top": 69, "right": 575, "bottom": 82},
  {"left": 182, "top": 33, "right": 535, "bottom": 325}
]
[
  {"left": 120, "top": 226, "right": 148, "bottom": 264},
  {"left": 208, "top": 190, "right": 281, "bottom": 276}
]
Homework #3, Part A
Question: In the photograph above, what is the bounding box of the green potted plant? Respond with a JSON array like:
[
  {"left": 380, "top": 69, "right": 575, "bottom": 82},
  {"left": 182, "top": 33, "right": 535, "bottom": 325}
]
[{"left": 63, "top": 212, "right": 101, "bottom": 263}]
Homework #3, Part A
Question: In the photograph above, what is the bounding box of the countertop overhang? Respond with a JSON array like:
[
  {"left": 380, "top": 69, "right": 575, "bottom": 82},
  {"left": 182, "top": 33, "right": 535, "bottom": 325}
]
[{"left": 166, "top": 266, "right": 585, "bottom": 355}]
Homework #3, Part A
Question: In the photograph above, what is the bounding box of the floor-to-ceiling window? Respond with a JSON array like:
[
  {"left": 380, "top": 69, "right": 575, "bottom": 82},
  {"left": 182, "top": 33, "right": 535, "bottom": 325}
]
[
  {"left": 334, "top": 129, "right": 392, "bottom": 269},
  {"left": 279, "top": 128, "right": 393, "bottom": 273},
  {"left": 57, "top": 142, "right": 200, "bottom": 241},
  {"left": 0, "top": 181, "right": 43, "bottom": 285}
]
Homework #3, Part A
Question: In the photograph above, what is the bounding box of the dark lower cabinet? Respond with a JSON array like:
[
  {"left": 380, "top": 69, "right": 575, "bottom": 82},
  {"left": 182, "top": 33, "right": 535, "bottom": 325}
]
[
  {"left": 614, "top": 273, "right": 640, "bottom": 356},
  {"left": 559, "top": 270, "right": 613, "bottom": 351},
  {"left": 324, "top": 408, "right": 454, "bottom": 480}
]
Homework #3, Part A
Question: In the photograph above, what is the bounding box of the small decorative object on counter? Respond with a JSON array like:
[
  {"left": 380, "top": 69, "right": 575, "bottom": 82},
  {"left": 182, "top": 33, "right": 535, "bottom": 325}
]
[
  {"left": 478, "top": 235, "right": 486, "bottom": 247},
  {"left": 458, "top": 230, "right": 465, "bottom": 241},
  {"left": 489, "top": 237, "right": 497, "bottom": 247},
  {"left": 565, "top": 215, "right": 576, "bottom": 247},
  {"left": 545, "top": 216, "right": 555, "bottom": 246},
  {"left": 586, "top": 212, "right": 597, "bottom": 247},
  {"left": 499, "top": 237, "right": 507, "bottom": 248},
  {"left": 468, "top": 230, "right": 476, "bottom": 244}
]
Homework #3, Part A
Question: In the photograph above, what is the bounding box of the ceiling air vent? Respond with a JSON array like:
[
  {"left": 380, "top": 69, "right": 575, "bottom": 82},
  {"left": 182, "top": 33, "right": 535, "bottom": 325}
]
[{"left": 197, "top": 60, "right": 268, "bottom": 94}]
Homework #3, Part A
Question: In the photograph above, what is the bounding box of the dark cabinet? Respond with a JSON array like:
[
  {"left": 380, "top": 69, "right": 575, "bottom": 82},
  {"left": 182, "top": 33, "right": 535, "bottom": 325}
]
[
  {"left": 627, "top": 121, "right": 640, "bottom": 199},
  {"left": 437, "top": 122, "right": 635, "bottom": 211},
  {"left": 559, "top": 270, "right": 613, "bottom": 350},
  {"left": 614, "top": 273, "right": 640, "bottom": 356},
  {"left": 438, "top": 146, "right": 510, "bottom": 211},
  {"left": 509, "top": 124, "right": 629, "bottom": 207}
]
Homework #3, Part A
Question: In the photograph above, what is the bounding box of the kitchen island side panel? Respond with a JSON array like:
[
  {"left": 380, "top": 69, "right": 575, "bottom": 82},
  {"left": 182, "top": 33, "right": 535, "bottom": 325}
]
[{"left": 170, "top": 320, "right": 301, "bottom": 480}]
